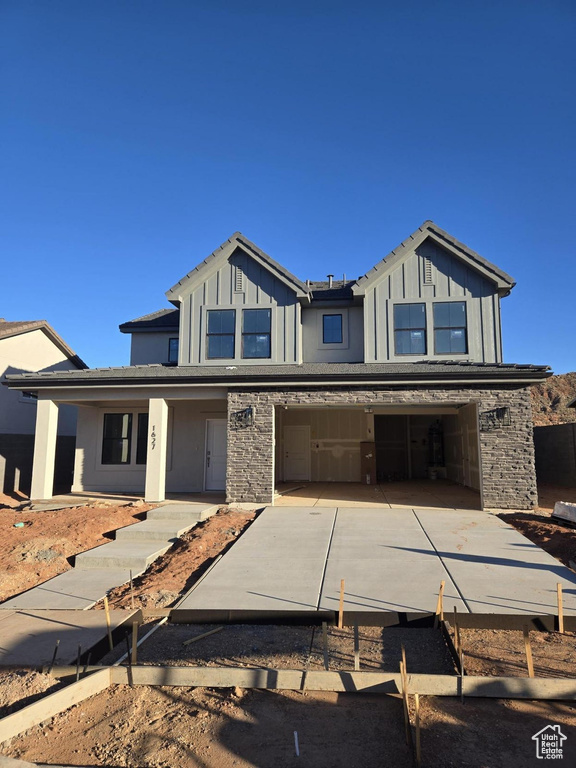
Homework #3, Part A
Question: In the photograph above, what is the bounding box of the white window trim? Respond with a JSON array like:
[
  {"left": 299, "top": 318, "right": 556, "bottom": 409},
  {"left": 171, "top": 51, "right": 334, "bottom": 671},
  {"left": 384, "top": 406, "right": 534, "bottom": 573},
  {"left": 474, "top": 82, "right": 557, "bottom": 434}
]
[
  {"left": 316, "top": 308, "right": 349, "bottom": 350},
  {"left": 200, "top": 303, "right": 277, "bottom": 365},
  {"left": 387, "top": 297, "right": 472, "bottom": 362},
  {"left": 96, "top": 407, "right": 173, "bottom": 472}
]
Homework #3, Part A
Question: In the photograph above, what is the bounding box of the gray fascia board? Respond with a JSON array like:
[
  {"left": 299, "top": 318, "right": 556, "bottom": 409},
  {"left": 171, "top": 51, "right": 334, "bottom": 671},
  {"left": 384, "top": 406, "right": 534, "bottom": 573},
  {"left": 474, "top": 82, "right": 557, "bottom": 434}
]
[
  {"left": 5, "top": 368, "right": 552, "bottom": 390},
  {"left": 353, "top": 221, "right": 516, "bottom": 296}
]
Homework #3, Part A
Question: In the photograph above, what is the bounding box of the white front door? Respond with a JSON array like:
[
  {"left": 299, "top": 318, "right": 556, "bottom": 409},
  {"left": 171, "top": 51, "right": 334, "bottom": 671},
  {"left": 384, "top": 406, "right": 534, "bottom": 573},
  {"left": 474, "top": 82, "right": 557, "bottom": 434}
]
[
  {"left": 205, "top": 419, "right": 227, "bottom": 491},
  {"left": 283, "top": 425, "right": 311, "bottom": 481}
]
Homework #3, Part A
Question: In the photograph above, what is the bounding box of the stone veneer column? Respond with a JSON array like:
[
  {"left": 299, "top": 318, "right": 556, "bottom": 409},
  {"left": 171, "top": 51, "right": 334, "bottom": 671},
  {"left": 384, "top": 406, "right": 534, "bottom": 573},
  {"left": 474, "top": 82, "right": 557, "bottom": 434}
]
[
  {"left": 30, "top": 399, "right": 59, "bottom": 500},
  {"left": 226, "top": 393, "right": 275, "bottom": 504},
  {"left": 145, "top": 398, "right": 169, "bottom": 503}
]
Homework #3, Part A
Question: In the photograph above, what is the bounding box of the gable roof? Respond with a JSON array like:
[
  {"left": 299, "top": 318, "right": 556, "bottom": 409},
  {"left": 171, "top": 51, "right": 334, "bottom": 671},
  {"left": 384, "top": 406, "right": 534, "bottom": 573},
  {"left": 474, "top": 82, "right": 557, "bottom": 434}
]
[
  {"left": 165, "top": 232, "right": 310, "bottom": 303},
  {"left": 0, "top": 319, "right": 87, "bottom": 369},
  {"left": 119, "top": 308, "right": 180, "bottom": 333},
  {"left": 353, "top": 220, "right": 516, "bottom": 296}
]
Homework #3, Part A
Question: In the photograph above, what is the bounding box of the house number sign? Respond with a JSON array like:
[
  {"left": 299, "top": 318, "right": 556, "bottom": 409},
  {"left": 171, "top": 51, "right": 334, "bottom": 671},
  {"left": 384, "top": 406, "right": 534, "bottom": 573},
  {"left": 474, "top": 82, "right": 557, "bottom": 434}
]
[{"left": 150, "top": 426, "right": 156, "bottom": 450}]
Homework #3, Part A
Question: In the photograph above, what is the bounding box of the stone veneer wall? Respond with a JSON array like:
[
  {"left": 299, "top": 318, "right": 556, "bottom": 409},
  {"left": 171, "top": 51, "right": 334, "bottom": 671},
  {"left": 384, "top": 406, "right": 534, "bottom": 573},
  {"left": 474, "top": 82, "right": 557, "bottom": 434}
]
[{"left": 226, "top": 384, "right": 537, "bottom": 509}]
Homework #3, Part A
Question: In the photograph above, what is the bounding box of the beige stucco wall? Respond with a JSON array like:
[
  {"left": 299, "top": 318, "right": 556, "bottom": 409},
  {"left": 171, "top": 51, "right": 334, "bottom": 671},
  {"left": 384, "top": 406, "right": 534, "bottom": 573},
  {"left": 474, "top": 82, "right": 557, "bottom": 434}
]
[
  {"left": 72, "top": 399, "right": 226, "bottom": 493},
  {"left": 0, "top": 329, "right": 80, "bottom": 436}
]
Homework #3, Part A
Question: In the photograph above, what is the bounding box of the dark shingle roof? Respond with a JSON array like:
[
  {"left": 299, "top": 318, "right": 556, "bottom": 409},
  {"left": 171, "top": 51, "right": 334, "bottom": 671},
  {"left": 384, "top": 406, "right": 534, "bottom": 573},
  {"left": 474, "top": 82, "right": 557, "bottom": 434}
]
[
  {"left": 5, "top": 361, "right": 551, "bottom": 389},
  {"left": 119, "top": 309, "right": 180, "bottom": 333},
  {"left": 308, "top": 281, "right": 355, "bottom": 301},
  {"left": 0, "top": 320, "right": 87, "bottom": 368}
]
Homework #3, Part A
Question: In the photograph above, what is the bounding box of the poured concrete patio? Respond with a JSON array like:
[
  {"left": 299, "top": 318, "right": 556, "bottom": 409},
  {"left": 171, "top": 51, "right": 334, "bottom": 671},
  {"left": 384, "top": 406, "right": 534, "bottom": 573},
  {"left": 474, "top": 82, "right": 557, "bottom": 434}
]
[{"left": 176, "top": 505, "right": 576, "bottom": 624}]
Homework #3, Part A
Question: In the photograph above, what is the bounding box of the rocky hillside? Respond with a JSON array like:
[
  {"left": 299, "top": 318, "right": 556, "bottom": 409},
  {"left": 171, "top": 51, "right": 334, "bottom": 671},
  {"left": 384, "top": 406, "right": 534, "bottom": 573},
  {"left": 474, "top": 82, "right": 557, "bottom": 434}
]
[{"left": 531, "top": 372, "right": 576, "bottom": 426}]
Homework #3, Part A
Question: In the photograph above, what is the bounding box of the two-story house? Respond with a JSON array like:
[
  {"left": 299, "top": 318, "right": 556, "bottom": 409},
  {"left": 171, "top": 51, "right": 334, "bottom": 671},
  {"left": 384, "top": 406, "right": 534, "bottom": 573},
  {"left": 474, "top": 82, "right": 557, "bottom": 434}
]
[{"left": 6, "top": 221, "right": 550, "bottom": 508}]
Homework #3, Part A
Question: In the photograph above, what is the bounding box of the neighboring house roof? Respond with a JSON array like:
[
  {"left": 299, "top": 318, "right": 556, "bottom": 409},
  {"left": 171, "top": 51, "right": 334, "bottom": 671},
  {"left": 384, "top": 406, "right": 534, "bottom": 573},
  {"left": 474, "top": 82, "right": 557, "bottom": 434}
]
[
  {"left": 6, "top": 361, "right": 551, "bottom": 389},
  {"left": 166, "top": 232, "right": 310, "bottom": 302},
  {"left": 353, "top": 220, "right": 516, "bottom": 296},
  {"left": 119, "top": 308, "right": 180, "bottom": 333},
  {"left": 0, "top": 319, "right": 87, "bottom": 369}
]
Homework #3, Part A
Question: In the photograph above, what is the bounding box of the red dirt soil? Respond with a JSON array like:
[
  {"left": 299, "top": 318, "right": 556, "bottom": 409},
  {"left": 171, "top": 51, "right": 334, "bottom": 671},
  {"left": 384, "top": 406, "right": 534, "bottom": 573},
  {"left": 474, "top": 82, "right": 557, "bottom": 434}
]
[{"left": 0, "top": 500, "right": 154, "bottom": 603}]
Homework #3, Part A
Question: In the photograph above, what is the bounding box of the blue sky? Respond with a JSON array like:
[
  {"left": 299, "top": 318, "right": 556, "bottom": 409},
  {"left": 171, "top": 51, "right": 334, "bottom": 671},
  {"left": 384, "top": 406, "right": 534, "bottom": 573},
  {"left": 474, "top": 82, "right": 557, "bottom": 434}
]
[{"left": 2, "top": 0, "right": 574, "bottom": 372}]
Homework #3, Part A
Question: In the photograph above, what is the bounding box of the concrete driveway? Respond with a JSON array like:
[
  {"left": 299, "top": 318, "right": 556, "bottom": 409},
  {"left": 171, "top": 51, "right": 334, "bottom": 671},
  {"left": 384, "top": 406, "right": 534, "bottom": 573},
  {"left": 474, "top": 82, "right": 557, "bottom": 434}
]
[{"left": 178, "top": 506, "right": 576, "bottom": 623}]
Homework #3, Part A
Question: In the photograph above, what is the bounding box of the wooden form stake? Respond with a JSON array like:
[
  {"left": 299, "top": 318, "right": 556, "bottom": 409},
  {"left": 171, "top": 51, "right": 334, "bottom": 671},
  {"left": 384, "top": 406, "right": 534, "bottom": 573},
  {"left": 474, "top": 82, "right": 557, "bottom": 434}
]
[
  {"left": 453, "top": 606, "right": 461, "bottom": 654},
  {"left": 399, "top": 660, "right": 410, "bottom": 746},
  {"left": 353, "top": 624, "right": 360, "bottom": 671},
  {"left": 414, "top": 693, "right": 422, "bottom": 767},
  {"left": 131, "top": 622, "right": 138, "bottom": 665},
  {"left": 182, "top": 626, "right": 223, "bottom": 647},
  {"left": 129, "top": 569, "right": 135, "bottom": 610},
  {"left": 322, "top": 622, "right": 329, "bottom": 670},
  {"left": 338, "top": 579, "right": 345, "bottom": 629},
  {"left": 557, "top": 583, "right": 564, "bottom": 634},
  {"left": 523, "top": 626, "right": 535, "bottom": 678},
  {"left": 103, "top": 596, "right": 113, "bottom": 652},
  {"left": 433, "top": 581, "right": 446, "bottom": 629}
]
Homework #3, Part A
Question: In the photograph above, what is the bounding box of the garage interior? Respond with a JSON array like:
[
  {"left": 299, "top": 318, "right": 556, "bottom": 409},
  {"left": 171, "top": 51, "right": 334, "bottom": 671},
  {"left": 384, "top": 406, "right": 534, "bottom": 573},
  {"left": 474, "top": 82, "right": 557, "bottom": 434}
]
[{"left": 275, "top": 404, "right": 482, "bottom": 509}]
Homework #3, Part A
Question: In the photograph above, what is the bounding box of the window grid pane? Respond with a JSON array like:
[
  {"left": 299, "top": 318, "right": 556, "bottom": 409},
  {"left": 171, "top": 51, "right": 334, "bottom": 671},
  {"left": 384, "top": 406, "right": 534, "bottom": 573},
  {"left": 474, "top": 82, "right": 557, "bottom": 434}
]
[
  {"left": 242, "top": 309, "right": 271, "bottom": 359},
  {"left": 207, "top": 309, "right": 236, "bottom": 359},
  {"left": 433, "top": 302, "right": 467, "bottom": 354},
  {"left": 323, "top": 314, "right": 343, "bottom": 344},
  {"left": 102, "top": 413, "right": 132, "bottom": 465},
  {"left": 394, "top": 303, "right": 426, "bottom": 355},
  {"left": 136, "top": 413, "right": 149, "bottom": 465},
  {"left": 168, "top": 338, "right": 179, "bottom": 363}
]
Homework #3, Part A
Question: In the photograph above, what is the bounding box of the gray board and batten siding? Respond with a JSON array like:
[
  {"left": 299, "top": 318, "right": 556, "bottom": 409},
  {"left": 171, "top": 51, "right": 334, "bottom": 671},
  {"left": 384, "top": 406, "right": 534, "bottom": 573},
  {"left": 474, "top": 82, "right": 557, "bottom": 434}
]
[
  {"left": 362, "top": 239, "right": 503, "bottom": 364},
  {"left": 176, "top": 247, "right": 302, "bottom": 366}
]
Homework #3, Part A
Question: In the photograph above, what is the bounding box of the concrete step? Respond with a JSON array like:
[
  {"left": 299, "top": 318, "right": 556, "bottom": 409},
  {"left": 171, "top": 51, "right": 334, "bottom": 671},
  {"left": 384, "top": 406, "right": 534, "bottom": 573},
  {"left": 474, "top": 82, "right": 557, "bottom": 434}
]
[
  {"left": 115, "top": 518, "right": 198, "bottom": 542},
  {"left": 74, "top": 540, "right": 172, "bottom": 571},
  {"left": 146, "top": 503, "right": 218, "bottom": 521}
]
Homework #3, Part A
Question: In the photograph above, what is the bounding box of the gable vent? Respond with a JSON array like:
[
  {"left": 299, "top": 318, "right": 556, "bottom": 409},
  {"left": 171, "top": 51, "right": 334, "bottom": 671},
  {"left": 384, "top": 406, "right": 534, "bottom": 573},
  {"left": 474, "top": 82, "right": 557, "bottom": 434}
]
[
  {"left": 235, "top": 265, "right": 245, "bottom": 292},
  {"left": 423, "top": 256, "right": 434, "bottom": 285}
]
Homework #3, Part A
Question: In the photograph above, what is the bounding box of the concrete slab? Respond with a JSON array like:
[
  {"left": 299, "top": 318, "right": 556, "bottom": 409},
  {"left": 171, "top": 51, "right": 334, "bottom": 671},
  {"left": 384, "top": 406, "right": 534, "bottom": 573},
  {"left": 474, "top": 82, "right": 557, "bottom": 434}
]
[
  {"left": 114, "top": 518, "right": 198, "bottom": 542},
  {"left": 176, "top": 504, "right": 576, "bottom": 622},
  {"left": 413, "top": 510, "right": 576, "bottom": 616},
  {"left": 74, "top": 540, "right": 171, "bottom": 570},
  {"left": 0, "top": 569, "right": 134, "bottom": 610},
  {"left": 146, "top": 503, "right": 217, "bottom": 521},
  {"left": 0, "top": 609, "right": 141, "bottom": 666},
  {"left": 178, "top": 508, "right": 337, "bottom": 614}
]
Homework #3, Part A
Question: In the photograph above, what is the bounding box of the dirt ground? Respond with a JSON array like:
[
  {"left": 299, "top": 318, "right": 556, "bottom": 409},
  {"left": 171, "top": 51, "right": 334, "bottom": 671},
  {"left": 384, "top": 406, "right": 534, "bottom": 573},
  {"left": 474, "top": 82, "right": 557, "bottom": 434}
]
[
  {"left": 2, "top": 490, "right": 576, "bottom": 766},
  {"left": 3, "top": 682, "right": 576, "bottom": 767},
  {"left": 0, "top": 499, "right": 154, "bottom": 603},
  {"left": 99, "top": 624, "right": 457, "bottom": 675},
  {"left": 502, "top": 484, "right": 576, "bottom": 570}
]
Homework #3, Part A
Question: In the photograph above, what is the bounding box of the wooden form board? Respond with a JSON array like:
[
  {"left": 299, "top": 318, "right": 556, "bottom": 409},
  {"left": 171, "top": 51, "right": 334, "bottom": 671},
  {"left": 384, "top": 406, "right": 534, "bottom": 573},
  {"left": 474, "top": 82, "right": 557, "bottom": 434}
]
[
  {"left": 3, "top": 665, "right": 576, "bottom": 747},
  {"left": 107, "top": 666, "right": 576, "bottom": 700},
  {"left": 0, "top": 669, "right": 111, "bottom": 745}
]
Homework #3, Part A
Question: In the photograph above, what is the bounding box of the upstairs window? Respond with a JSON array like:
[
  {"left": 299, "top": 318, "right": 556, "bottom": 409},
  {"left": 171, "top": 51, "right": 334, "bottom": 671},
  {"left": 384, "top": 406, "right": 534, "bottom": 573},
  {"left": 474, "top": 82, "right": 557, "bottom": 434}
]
[
  {"left": 434, "top": 302, "right": 467, "bottom": 354},
  {"left": 206, "top": 309, "right": 236, "bottom": 359},
  {"left": 168, "top": 338, "right": 179, "bottom": 363},
  {"left": 242, "top": 308, "right": 271, "bottom": 359},
  {"left": 102, "top": 413, "right": 132, "bottom": 465},
  {"left": 322, "top": 314, "right": 343, "bottom": 344},
  {"left": 394, "top": 303, "right": 427, "bottom": 355}
]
